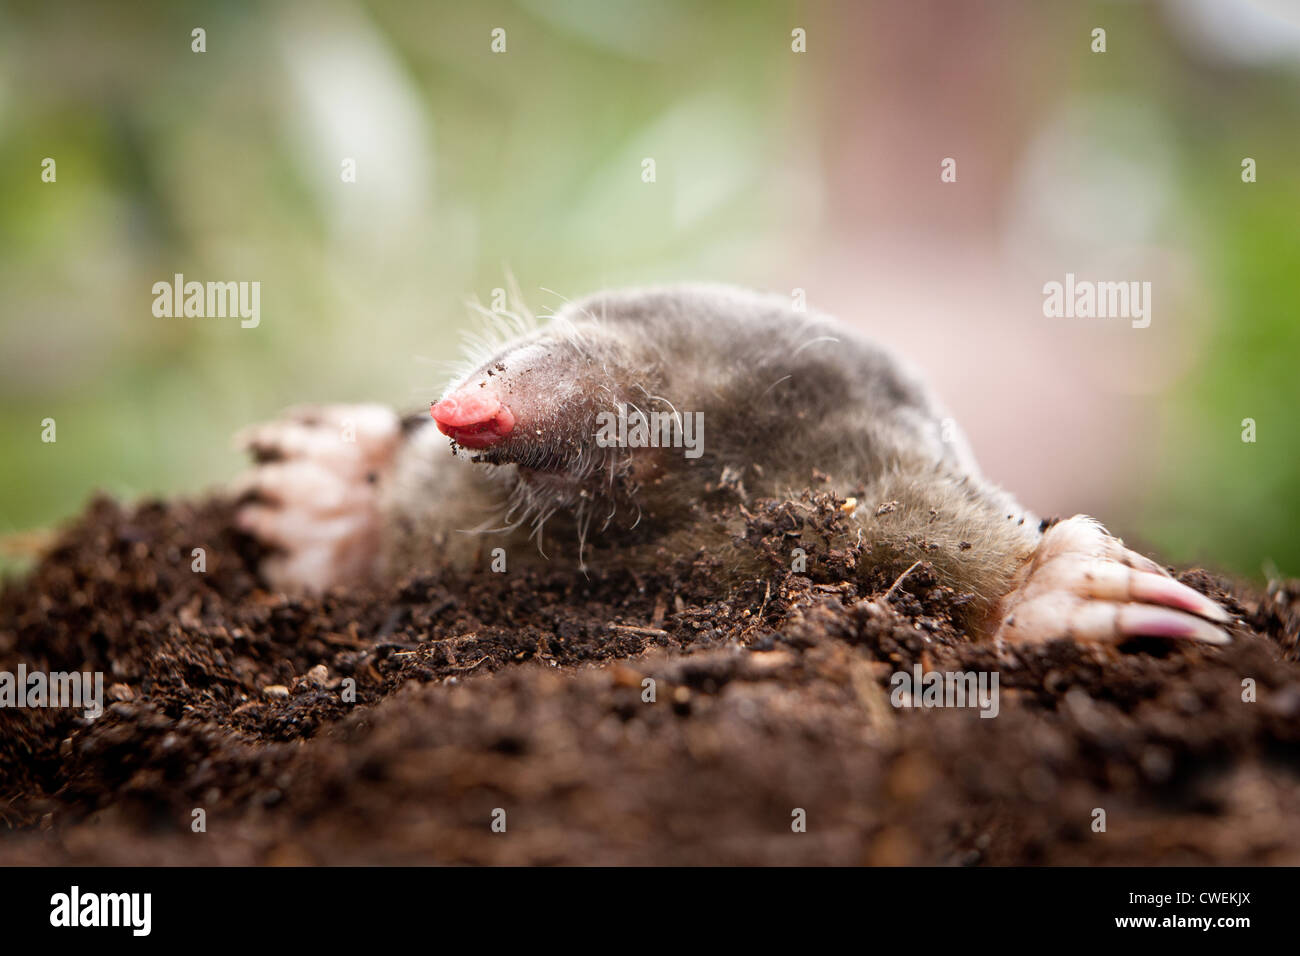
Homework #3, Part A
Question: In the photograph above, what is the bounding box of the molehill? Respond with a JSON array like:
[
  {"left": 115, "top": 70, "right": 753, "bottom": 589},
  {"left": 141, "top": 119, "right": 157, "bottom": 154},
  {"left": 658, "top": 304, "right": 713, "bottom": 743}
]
[{"left": 1, "top": 493, "right": 1298, "bottom": 865}]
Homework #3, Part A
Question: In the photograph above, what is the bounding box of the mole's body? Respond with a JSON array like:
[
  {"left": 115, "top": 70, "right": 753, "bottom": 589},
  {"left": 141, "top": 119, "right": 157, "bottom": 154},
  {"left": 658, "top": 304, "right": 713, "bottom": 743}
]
[{"left": 235, "top": 285, "right": 1230, "bottom": 645}]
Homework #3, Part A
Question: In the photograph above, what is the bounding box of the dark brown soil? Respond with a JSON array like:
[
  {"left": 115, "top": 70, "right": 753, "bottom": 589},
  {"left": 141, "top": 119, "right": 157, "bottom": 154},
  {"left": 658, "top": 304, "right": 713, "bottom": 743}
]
[{"left": 1, "top": 493, "right": 1298, "bottom": 865}]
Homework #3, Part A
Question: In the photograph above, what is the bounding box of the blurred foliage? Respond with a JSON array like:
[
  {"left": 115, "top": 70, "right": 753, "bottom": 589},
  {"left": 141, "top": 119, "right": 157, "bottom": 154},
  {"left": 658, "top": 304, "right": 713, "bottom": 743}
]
[
  {"left": 0, "top": 0, "right": 800, "bottom": 575},
  {"left": 0, "top": 0, "right": 1297, "bottom": 581},
  {"left": 1142, "top": 170, "right": 1300, "bottom": 577},
  {"left": 1089, "top": 2, "right": 1300, "bottom": 577}
]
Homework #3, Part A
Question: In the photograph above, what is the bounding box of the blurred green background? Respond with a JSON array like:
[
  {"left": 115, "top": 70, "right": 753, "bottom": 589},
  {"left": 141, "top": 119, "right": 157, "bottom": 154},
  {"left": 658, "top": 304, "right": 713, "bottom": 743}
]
[{"left": 1, "top": 0, "right": 1297, "bottom": 580}]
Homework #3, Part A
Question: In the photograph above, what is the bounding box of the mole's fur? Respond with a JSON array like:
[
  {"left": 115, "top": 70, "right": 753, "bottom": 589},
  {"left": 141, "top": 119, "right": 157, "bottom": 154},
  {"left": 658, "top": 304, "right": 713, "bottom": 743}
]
[{"left": 235, "top": 284, "right": 1231, "bottom": 646}]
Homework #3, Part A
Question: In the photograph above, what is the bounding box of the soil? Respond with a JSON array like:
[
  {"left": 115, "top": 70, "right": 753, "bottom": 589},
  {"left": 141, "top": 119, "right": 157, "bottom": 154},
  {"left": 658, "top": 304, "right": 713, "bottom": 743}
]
[{"left": 1, "top": 492, "right": 1298, "bottom": 865}]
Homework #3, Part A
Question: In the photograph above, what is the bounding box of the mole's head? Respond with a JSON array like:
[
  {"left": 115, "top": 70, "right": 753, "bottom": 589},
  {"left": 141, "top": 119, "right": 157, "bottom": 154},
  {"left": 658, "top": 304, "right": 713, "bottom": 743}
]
[{"left": 431, "top": 285, "right": 957, "bottom": 549}]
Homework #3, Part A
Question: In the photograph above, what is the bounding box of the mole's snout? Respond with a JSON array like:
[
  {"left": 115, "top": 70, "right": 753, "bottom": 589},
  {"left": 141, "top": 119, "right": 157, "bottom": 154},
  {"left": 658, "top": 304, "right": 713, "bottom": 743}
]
[{"left": 431, "top": 387, "right": 516, "bottom": 449}]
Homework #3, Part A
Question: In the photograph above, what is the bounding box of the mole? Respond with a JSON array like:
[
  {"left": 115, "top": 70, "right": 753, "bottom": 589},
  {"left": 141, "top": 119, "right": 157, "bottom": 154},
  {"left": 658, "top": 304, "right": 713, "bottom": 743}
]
[{"left": 233, "top": 284, "right": 1231, "bottom": 646}]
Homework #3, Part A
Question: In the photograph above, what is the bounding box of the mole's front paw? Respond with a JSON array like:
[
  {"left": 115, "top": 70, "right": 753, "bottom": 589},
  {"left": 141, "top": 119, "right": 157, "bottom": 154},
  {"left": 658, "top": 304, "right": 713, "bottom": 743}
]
[
  {"left": 232, "top": 404, "right": 401, "bottom": 593},
  {"left": 991, "top": 515, "right": 1231, "bottom": 646}
]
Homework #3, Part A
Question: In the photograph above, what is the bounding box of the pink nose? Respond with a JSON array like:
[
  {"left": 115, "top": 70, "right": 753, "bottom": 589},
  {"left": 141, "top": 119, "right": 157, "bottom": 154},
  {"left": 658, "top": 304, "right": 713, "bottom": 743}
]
[{"left": 430, "top": 388, "right": 516, "bottom": 449}]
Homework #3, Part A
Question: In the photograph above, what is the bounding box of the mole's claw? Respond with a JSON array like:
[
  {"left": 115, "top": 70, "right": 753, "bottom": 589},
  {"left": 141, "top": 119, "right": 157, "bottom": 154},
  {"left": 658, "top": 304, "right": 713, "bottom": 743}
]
[
  {"left": 1124, "top": 569, "right": 1231, "bottom": 623},
  {"left": 231, "top": 404, "right": 401, "bottom": 593},
  {"left": 1036, "top": 557, "right": 1231, "bottom": 623},
  {"left": 1114, "top": 604, "right": 1231, "bottom": 644},
  {"left": 991, "top": 514, "right": 1232, "bottom": 647},
  {"left": 996, "top": 597, "right": 1230, "bottom": 645}
]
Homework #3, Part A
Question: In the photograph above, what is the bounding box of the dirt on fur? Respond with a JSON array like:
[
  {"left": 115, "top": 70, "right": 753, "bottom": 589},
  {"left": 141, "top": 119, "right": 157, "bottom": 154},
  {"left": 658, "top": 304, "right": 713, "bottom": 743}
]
[{"left": 1, "top": 492, "right": 1298, "bottom": 865}]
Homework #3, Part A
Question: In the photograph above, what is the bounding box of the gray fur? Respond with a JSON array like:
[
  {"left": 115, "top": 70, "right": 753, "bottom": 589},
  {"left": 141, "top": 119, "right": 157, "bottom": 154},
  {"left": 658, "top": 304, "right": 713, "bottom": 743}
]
[{"left": 382, "top": 284, "right": 1042, "bottom": 616}]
